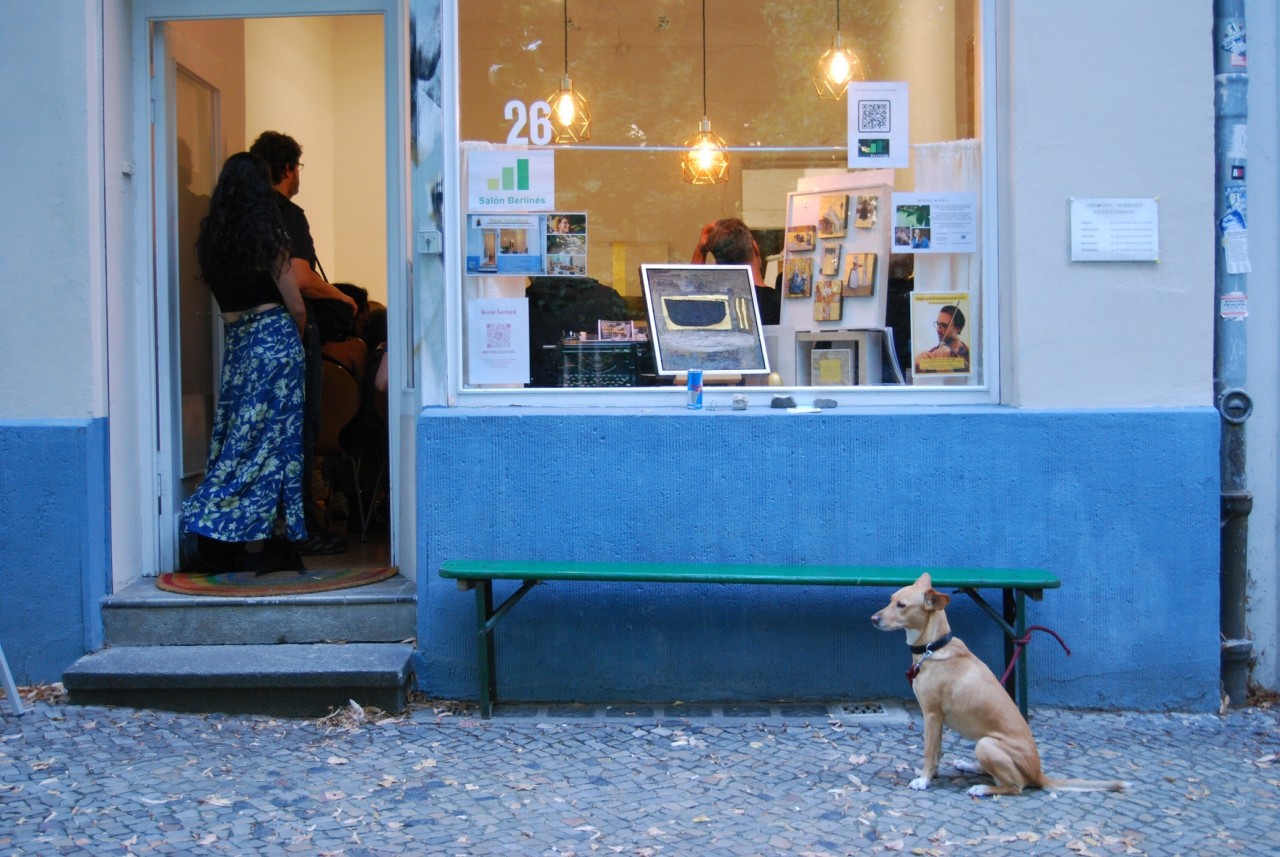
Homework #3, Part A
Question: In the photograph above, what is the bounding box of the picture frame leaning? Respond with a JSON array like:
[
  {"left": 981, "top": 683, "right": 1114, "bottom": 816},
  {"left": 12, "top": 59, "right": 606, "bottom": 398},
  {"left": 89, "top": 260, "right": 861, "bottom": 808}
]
[{"left": 640, "top": 264, "right": 771, "bottom": 376}]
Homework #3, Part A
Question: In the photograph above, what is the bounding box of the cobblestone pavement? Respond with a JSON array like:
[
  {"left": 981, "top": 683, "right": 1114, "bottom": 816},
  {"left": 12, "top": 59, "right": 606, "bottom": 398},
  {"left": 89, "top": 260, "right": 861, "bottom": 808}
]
[{"left": 1, "top": 696, "right": 1278, "bottom": 856}]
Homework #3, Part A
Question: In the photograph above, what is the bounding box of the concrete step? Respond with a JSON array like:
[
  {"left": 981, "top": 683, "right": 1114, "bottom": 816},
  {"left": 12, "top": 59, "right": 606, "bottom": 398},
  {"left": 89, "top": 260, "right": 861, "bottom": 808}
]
[
  {"left": 62, "top": 643, "right": 416, "bottom": 716},
  {"left": 101, "top": 575, "right": 416, "bottom": 646}
]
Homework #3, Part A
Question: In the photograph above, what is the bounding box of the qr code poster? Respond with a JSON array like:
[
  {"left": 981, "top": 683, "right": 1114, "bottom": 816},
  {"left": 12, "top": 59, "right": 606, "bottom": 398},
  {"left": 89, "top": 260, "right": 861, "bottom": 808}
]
[
  {"left": 466, "top": 298, "right": 530, "bottom": 385},
  {"left": 848, "top": 81, "right": 909, "bottom": 169}
]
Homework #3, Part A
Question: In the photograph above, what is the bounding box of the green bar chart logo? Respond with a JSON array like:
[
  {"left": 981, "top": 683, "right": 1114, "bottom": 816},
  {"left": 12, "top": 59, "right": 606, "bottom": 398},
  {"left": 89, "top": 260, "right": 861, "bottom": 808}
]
[{"left": 488, "top": 157, "right": 531, "bottom": 191}]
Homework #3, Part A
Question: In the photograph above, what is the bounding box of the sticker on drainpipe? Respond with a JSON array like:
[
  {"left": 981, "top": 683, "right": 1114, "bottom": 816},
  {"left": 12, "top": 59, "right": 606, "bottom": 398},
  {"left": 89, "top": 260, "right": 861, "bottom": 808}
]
[{"left": 1220, "top": 291, "right": 1247, "bottom": 320}]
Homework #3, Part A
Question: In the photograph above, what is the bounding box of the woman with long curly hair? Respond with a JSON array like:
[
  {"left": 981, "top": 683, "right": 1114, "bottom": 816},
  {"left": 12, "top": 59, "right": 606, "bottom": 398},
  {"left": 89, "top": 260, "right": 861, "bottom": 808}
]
[{"left": 182, "top": 152, "right": 309, "bottom": 573}]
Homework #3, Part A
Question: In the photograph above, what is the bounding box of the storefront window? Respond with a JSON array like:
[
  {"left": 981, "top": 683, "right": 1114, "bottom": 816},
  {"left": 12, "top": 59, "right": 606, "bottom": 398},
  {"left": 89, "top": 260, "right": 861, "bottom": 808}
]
[{"left": 453, "top": 0, "right": 991, "bottom": 401}]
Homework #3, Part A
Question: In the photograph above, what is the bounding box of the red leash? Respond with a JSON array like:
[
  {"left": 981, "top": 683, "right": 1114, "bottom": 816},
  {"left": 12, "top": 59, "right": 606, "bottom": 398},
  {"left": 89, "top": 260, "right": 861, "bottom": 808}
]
[{"left": 999, "top": 625, "right": 1071, "bottom": 686}]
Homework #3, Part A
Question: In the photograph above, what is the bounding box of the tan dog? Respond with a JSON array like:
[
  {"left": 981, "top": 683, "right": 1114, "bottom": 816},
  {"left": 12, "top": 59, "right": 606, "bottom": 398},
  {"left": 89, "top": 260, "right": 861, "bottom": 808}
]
[{"left": 871, "top": 573, "right": 1129, "bottom": 797}]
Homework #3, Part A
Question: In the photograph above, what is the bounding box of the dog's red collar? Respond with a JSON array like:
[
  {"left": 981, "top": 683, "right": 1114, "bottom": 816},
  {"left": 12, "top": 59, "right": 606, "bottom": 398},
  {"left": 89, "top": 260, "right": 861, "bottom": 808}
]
[{"left": 906, "top": 633, "right": 952, "bottom": 684}]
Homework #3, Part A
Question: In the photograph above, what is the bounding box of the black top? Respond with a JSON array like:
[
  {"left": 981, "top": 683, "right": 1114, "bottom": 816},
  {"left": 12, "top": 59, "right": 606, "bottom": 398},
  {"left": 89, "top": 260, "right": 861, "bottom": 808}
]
[
  {"left": 274, "top": 191, "right": 317, "bottom": 269},
  {"left": 755, "top": 285, "right": 781, "bottom": 326},
  {"left": 207, "top": 269, "right": 282, "bottom": 313}
]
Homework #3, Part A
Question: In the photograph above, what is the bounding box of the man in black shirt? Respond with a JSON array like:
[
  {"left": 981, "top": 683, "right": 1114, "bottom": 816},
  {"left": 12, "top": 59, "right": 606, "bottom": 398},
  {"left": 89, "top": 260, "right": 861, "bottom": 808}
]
[{"left": 250, "top": 131, "right": 355, "bottom": 556}]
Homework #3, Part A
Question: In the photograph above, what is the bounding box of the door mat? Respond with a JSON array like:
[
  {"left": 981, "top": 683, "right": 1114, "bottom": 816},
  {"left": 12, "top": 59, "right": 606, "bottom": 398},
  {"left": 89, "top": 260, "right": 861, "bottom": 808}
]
[{"left": 156, "top": 566, "right": 398, "bottom": 597}]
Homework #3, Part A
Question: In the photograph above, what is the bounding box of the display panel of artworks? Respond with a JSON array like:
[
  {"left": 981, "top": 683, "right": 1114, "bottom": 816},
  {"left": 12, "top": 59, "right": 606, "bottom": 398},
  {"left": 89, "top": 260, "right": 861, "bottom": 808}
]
[
  {"left": 783, "top": 255, "right": 813, "bottom": 298},
  {"left": 640, "top": 264, "right": 770, "bottom": 375}
]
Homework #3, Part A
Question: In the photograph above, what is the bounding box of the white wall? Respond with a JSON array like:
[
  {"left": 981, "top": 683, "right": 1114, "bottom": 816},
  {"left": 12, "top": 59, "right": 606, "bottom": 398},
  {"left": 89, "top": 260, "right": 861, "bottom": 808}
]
[
  {"left": 0, "top": 1, "right": 104, "bottom": 419},
  {"left": 1006, "top": 0, "right": 1215, "bottom": 409}
]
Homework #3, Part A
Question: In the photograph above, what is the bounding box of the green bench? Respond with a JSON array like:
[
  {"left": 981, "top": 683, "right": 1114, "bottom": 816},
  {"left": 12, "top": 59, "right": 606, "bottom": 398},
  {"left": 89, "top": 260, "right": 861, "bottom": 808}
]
[{"left": 438, "top": 560, "right": 1062, "bottom": 720}]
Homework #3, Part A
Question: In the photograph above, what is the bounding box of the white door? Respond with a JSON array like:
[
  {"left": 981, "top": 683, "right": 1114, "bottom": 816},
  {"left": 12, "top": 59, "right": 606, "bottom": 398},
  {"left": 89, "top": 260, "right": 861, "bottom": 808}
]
[{"left": 137, "top": 0, "right": 412, "bottom": 577}]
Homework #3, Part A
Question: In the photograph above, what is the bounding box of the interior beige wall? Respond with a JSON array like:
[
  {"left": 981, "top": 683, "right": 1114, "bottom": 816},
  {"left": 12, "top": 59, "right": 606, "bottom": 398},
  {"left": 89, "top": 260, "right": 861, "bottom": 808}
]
[
  {"left": 245, "top": 16, "right": 387, "bottom": 305},
  {"left": 458, "top": 1, "right": 968, "bottom": 297}
]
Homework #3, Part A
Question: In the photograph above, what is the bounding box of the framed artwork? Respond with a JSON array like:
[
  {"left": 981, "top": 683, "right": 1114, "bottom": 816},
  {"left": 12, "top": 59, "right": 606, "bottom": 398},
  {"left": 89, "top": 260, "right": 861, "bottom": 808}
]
[
  {"left": 597, "top": 320, "right": 634, "bottom": 340},
  {"left": 818, "top": 194, "right": 848, "bottom": 239},
  {"left": 854, "top": 195, "right": 878, "bottom": 228},
  {"left": 842, "top": 252, "right": 877, "bottom": 297},
  {"left": 814, "top": 279, "right": 843, "bottom": 321},
  {"left": 785, "top": 225, "right": 816, "bottom": 252},
  {"left": 782, "top": 255, "right": 813, "bottom": 298},
  {"left": 810, "top": 348, "right": 853, "bottom": 386},
  {"left": 820, "top": 244, "right": 842, "bottom": 276},
  {"left": 640, "top": 264, "right": 770, "bottom": 376}
]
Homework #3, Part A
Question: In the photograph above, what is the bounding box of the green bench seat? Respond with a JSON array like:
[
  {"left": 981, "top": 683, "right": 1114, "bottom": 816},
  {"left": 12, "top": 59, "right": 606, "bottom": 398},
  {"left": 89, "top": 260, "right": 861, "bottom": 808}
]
[{"left": 439, "top": 560, "right": 1061, "bottom": 719}]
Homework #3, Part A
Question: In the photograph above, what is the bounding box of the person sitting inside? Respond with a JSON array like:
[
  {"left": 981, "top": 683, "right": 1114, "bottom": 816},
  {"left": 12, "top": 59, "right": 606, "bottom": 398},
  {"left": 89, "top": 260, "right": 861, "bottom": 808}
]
[
  {"left": 525, "top": 276, "right": 629, "bottom": 387},
  {"left": 690, "top": 217, "right": 780, "bottom": 325}
]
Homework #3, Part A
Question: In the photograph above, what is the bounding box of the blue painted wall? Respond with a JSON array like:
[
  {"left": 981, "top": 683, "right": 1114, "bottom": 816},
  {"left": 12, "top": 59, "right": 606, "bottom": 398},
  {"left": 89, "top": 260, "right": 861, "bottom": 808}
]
[
  {"left": 0, "top": 420, "right": 110, "bottom": 684},
  {"left": 418, "top": 407, "right": 1221, "bottom": 711}
]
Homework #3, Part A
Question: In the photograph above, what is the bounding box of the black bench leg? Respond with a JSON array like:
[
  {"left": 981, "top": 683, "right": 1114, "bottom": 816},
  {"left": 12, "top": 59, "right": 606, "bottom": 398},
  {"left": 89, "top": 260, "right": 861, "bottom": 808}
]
[
  {"left": 474, "top": 581, "right": 497, "bottom": 719},
  {"left": 1001, "top": 588, "right": 1030, "bottom": 720}
]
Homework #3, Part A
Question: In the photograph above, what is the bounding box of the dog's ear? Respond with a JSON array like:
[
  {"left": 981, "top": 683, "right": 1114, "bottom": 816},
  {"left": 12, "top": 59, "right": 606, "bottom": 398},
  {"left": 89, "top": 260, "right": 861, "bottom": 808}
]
[
  {"left": 922, "top": 589, "right": 951, "bottom": 611},
  {"left": 916, "top": 572, "right": 933, "bottom": 588}
]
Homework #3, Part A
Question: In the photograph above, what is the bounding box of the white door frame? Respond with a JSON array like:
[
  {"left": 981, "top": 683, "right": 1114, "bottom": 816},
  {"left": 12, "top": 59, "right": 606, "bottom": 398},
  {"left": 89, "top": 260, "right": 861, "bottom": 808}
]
[{"left": 128, "top": 0, "right": 412, "bottom": 580}]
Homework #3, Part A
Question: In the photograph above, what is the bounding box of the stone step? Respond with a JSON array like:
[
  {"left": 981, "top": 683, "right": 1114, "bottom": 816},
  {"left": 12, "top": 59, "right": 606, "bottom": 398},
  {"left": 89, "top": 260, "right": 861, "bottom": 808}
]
[
  {"left": 101, "top": 575, "right": 416, "bottom": 646},
  {"left": 62, "top": 643, "right": 416, "bottom": 716}
]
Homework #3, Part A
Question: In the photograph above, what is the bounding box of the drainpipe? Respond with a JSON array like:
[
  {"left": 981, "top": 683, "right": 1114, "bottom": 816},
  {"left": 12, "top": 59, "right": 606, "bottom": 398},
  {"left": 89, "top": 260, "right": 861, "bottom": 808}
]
[{"left": 1214, "top": 0, "right": 1252, "bottom": 706}]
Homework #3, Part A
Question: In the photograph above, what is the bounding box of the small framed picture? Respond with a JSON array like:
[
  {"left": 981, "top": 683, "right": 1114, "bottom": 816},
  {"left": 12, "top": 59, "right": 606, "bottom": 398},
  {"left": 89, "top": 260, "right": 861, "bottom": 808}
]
[
  {"left": 820, "top": 244, "right": 842, "bottom": 276},
  {"left": 854, "top": 195, "right": 878, "bottom": 229},
  {"left": 818, "top": 194, "right": 848, "bottom": 239},
  {"left": 785, "top": 225, "right": 817, "bottom": 253},
  {"left": 782, "top": 255, "right": 813, "bottom": 298},
  {"left": 814, "top": 279, "right": 843, "bottom": 321},
  {"left": 811, "top": 348, "right": 853, "bottom": 386},
  {"left": 842, "top": 252, "right": 877, "bottom": 297},
  {"left": 597, "top": 320, "right": 634, "bottom": 340}
]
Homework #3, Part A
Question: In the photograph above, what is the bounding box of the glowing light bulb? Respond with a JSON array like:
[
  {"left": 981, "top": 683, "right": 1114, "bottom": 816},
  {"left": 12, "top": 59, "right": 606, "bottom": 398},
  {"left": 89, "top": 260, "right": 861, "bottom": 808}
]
[
  {"left": 827, "top": 51, "right": 852, "bottom": 86},
  {"left": 555, "top": 90, "right": 577, "bottom": 126}
]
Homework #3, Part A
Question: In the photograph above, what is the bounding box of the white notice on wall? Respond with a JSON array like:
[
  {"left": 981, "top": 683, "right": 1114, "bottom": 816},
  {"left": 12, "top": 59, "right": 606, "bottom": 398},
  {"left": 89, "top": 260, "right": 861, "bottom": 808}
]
[
  {"left": 1070, "top": 198, "right": 1159, "bottom": 262},
  {"left": 890, "top": 192, "right": 977, "bottom": 254},
  {"left": 467, "top": 298, "right": 530, "bottom": 385},
  {"left": 847, "top": 82, "right": 909, "bottom": 169}
]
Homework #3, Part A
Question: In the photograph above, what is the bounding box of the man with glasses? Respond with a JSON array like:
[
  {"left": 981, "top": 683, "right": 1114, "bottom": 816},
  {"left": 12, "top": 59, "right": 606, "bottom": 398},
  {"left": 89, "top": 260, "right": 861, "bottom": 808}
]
[
  {"left": 914, "top": 304, "right": 970, "bottom": 375},
  {"left": 249, "top": 131, "right": 355, "bottom": 556}
]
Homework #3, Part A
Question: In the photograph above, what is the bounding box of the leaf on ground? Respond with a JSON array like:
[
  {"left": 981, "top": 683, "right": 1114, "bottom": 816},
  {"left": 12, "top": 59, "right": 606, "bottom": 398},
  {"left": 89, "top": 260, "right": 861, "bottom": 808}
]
[{"left": 199, "top": 795, "right": 232, "bottom": 807}]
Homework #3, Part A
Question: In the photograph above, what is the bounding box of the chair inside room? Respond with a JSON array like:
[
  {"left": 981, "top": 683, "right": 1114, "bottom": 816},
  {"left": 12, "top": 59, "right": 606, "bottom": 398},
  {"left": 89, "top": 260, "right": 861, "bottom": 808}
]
[{"left": 318, "top": 339, "right": 388, "bottom": 543}]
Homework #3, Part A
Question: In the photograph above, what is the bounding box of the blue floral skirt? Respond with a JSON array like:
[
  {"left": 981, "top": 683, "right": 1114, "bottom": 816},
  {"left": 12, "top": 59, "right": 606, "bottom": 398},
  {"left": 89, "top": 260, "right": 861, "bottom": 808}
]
[{"left": 181, "top": 306, "right": 308, "bottom": 543}]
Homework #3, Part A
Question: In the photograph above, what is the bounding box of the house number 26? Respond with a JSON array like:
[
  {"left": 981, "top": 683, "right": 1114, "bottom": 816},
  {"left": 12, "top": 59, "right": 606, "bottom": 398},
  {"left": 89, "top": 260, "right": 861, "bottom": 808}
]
[{"left": 505, "top": 99, "right": 553, "bottom": 146}]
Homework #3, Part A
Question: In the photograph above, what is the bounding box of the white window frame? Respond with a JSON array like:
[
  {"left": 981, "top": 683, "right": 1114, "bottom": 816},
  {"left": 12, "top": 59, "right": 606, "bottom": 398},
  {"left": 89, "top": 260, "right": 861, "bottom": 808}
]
[{"left": 437, "top": 0, "right": 1001, "bottom": 409}]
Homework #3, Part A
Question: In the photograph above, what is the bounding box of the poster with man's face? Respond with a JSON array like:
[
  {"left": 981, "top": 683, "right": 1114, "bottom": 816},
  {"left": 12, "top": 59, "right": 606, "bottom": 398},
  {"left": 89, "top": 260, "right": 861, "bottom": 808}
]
[{"left": 909, "top": 291, "right": 972, "bottom": 378}]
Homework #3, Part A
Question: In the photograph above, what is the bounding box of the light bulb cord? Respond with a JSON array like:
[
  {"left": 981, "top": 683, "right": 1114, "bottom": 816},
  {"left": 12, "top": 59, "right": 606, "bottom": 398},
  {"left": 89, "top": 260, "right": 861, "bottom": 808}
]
[
  {"left": 700, "top": 0, "right": 708, "bottom": 117},
  {"left": 563, "top": 0, "right": 570, "bottom": 76}
]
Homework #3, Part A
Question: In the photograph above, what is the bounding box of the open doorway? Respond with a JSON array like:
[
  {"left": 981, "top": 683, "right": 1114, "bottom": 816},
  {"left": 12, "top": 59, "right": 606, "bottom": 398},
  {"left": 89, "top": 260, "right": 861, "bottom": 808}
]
[{"left": 157, "top": 12, "right": 399, "bottom": 576}]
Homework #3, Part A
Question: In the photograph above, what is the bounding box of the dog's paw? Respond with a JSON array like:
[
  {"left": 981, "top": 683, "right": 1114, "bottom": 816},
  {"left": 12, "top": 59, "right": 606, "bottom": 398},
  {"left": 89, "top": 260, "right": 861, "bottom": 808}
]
[
  {"left": 950, "top": 758, "right": 985, "bottom": 774},
  {"left": 966, "top": 784, "right": 994, "bottom": 798},
  {"left": 908, "top": 776, "right": 932, "bottom": 791}
]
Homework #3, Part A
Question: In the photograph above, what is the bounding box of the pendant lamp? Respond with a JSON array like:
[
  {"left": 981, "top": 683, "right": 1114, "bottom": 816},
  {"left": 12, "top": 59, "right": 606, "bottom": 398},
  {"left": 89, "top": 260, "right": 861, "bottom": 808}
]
[
  {"left": 813, "top": 0, "right": 864, "bottom": 100},
  {"left": 681, "top": 0, "right": 729, "bottom": 185},
  {"left": 548, "top": 0, "right": 591, "bottom": 143}
]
